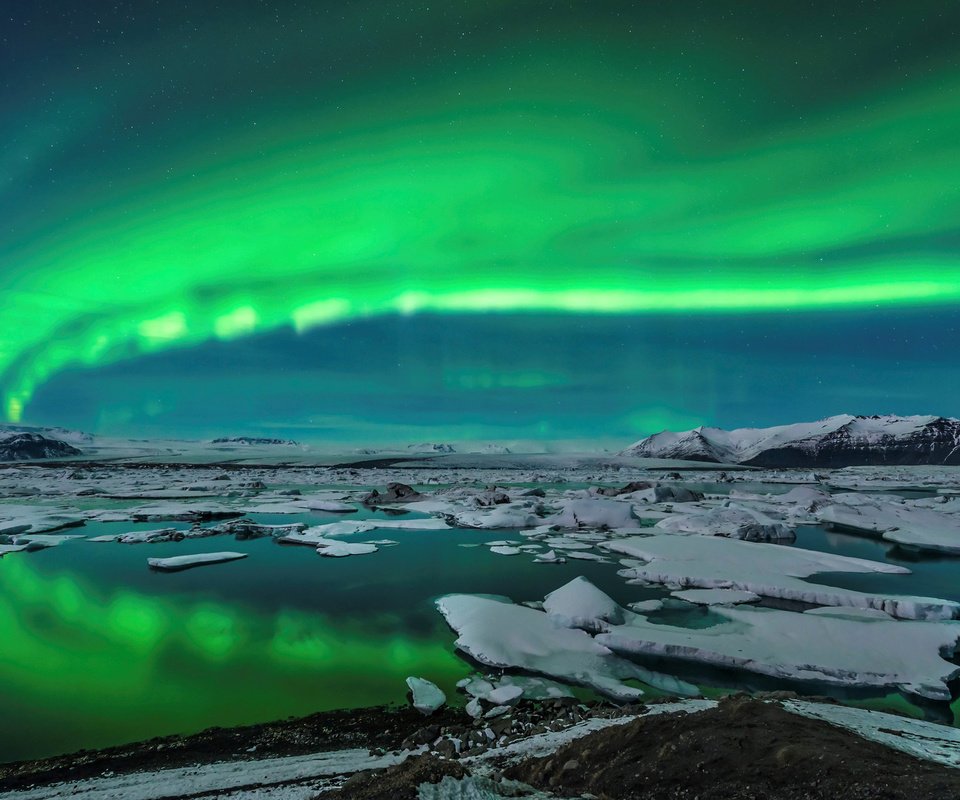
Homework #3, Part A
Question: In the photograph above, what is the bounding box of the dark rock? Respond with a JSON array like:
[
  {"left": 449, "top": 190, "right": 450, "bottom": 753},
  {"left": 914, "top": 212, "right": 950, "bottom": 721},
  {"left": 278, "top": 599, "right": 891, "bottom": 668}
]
[
  {"left": 0, "top": 434, "right": 81, "bottom": 461},
  {"left": 361, "top": 483, "right": 425, "bottom": 505}
]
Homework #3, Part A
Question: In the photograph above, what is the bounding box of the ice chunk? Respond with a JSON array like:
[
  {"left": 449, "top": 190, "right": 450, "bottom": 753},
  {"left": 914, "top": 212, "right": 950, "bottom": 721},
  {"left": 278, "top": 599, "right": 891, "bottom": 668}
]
[
  {"left": 148, "top": 552, "right": 248, "bottom": 571},
  {"left": 597, "top": 604, "right": 960, "bottom": 701},
  {"left": 405, "top": 676, "right": 446, "bottom": 715},
  {"left": 533, "top": 549, "right": 566, "bottom": 564},
  {"left": 0, "top": 505, "right": 85, "bottom": 534},
  {"left": 436, "top": 593, "right": 698, "bottom": 700},
  {"left": 655, "top": 505, "right": 794, "bottom": 541},
  {"left": 545, "top": 498, "right": 637, "bottom": 530},
  {"left": 543, "top": 576, "right": 624, "bottom": 631},
  {"left": 316, "top": 541, "right": 378, "bottom": 557},
  {"left": 602, "top": 535, "right": 959, "bottom": 621},
  {"left": 485, "top": 684, "right": 523, "bottom": 705},
  {"left": 819, "top": 499, "right": 960, "bottom": 555},
  {"left": 447, "top": 503, "right": 543, "bottom": 529},
  {"left": 119, "top": 527, "right": 183, "bottom": 544},
  {"left": 299, "top": 499, "right": 357, "bottom": 513},
  {"left": 11, "top": 533, "right": 86, "bottom": 548}
]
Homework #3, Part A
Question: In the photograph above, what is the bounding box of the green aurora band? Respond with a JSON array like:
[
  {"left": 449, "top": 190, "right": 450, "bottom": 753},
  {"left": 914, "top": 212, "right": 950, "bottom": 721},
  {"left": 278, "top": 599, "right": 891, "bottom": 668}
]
[{"left": 3, "top": 6, "right": 960, "bottom": 422}]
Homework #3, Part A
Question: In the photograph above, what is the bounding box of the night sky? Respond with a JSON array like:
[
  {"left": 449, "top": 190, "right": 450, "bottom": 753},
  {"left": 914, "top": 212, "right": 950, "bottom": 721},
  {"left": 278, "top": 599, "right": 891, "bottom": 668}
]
[{"left": 3, "top": 1, "right": 959, "bottom": 446}]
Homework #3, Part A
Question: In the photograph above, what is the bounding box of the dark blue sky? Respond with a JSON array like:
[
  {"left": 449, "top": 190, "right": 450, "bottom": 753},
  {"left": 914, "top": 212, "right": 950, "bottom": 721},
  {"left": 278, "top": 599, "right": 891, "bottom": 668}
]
[{"left": 28, "top": 308, "right": 960, "bottom": 446}]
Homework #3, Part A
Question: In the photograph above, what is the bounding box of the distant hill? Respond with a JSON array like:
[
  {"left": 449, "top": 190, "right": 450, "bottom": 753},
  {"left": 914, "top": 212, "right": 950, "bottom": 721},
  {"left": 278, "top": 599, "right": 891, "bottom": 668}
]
[
  {"left": 620, "top": 414, "right": 960, "bottom": 468},
  {"left": 0, "top": 424, "right": 93, "bottom": 445},
  {"left": 406, "top": 443, "right": 457, "bottom": 454},
  {"left": 210, "top": 437, "right": 299, "bottom": 446},
  {"left": 0, "top": 432, "right": 83, "bottom": 461}
]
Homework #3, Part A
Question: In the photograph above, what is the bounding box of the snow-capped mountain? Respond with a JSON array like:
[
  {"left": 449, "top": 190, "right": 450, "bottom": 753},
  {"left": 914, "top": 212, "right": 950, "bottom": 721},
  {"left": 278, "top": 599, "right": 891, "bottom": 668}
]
[
  {"left": 0, "top": 424, "right": 93, "bottom": 445},
  {"left": 620, "top": 415, "right": 960, "bottom": 467},
  {"left": 0, "top": 432, "right": 83, "bottom": 461}
]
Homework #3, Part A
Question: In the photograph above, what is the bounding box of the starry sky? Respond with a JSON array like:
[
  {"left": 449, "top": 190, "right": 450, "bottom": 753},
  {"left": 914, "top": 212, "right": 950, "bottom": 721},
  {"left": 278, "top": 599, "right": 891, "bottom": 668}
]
[{"left": 3, "top": 1, "right": 960, "bottom": 447}]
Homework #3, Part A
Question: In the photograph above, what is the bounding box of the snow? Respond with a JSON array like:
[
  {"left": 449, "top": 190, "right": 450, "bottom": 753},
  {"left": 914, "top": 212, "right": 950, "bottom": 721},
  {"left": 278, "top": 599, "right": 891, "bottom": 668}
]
[
  {"left": 147, "top": 552, "right": 248, "bottom": 571},
  {"left": 436, "top": 593, "right": 698, "bottom": 700},
  {"left": 783, "top": 699, "right": 960, "bottom": 769},
  {"left": 598, "top": 604, "right": 960, "bottom": 701},
  {"left": 406, "top": 676, "right": 446, "bottom": 714},
  {"left": 601, "top": 534, "right": 959, "bottom": 621},
  {"left": 466, "top": 699, "right": 718, "bottom": 766},
  {"left": 0, "top": 748, "right": 408, "bottom": 800}
]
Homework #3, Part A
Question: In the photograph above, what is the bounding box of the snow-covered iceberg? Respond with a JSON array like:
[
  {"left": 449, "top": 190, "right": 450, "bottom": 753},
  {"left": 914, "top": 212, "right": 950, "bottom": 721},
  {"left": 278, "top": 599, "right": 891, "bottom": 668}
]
[
  {"left": 436, "top": 592, "right": 698, "bottom": 700},
  {"left": 147, "top": 552, "right": 248, "bottom": 571},
  {"left": 598, "top": 604, "right": 960, "bottom": 701},
  {"left": 602, "top": 535, "right": 960, "bottom": 621}
]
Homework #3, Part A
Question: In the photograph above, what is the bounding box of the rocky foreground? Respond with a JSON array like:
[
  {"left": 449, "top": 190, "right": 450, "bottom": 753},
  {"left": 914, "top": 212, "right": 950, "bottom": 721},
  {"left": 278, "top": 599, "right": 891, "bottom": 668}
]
[{"left": 2, "top": 696, "right": 959, "bottom": 799}]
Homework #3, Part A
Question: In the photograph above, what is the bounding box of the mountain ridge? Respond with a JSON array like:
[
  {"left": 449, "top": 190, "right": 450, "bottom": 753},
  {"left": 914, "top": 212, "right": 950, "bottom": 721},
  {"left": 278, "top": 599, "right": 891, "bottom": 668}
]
[{"left": 620, "top": 414, "right": 960, "bottom": 467}]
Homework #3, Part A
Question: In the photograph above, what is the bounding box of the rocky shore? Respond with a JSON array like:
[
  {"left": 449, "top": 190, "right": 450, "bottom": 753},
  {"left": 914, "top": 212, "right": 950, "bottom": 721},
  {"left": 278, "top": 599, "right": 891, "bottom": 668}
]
[{"left": 2, "top": 695, "right": 960, "bottom": 799}]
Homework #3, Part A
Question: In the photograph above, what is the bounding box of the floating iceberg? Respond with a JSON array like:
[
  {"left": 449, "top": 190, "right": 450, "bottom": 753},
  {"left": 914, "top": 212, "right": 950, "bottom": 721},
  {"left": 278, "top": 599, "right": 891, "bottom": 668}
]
[
  {"left": 602, "top": 535, "right": 959, "bottom": 620},
  {"left": 598, "top": 604, "right": 960, "bottom": 701},
  {"left": 436, "top": 592, "right": 698, "bottom": 700},
  {"left": 147, "top": 552, "right": 248, "bottom": 571}
]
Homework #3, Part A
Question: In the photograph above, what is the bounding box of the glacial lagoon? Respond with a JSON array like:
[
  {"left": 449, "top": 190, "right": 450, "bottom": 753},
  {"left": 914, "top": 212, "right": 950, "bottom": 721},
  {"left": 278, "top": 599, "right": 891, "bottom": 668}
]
[{"left": 3, "top": 473, "right": 960, "bottom": 764}]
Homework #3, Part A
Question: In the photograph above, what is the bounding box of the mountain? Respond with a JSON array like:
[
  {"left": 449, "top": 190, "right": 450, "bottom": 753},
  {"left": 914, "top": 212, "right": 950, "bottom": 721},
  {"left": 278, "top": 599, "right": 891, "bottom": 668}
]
[
  {"left": 0, "top": 424, "right": 93, "bottom": 445},
  {"left": 619, "top": 415, "right": 960, "bottom": 468},
  {"left": 0, "top": 432, "right": 83, "bottom": 461}
]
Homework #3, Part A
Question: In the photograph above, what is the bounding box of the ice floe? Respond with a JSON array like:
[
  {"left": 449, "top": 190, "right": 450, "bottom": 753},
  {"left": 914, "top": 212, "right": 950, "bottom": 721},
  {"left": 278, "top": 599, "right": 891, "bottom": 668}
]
[
  {"left": 654, "top": 504, "right": 794, "bottom": 541},
  {"left": 436, "top": 592, "right": 698, "bottom": 700},
  {"left": 544, "top": 498, "right": 638, "bottom": 530},
  {"left": 818, "top": 496, "right": 960, "bottom": 554},
  {"left": 602, "top": 534, "right": 959, "bottom": 621},
  {"left": 147, "top": 552, "right": 248, "bottom": 571},
  {"left": 598, "top": 603, "right": 960, "bottom": 700},
  {"left": 315, "top": 541, "right": 378, "bottom": 557}
]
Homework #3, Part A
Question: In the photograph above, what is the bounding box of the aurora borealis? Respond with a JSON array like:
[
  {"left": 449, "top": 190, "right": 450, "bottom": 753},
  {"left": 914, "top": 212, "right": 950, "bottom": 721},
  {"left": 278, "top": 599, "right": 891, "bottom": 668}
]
[{"left": 4, "top": 1, "right": 960, "bottom": 442}]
